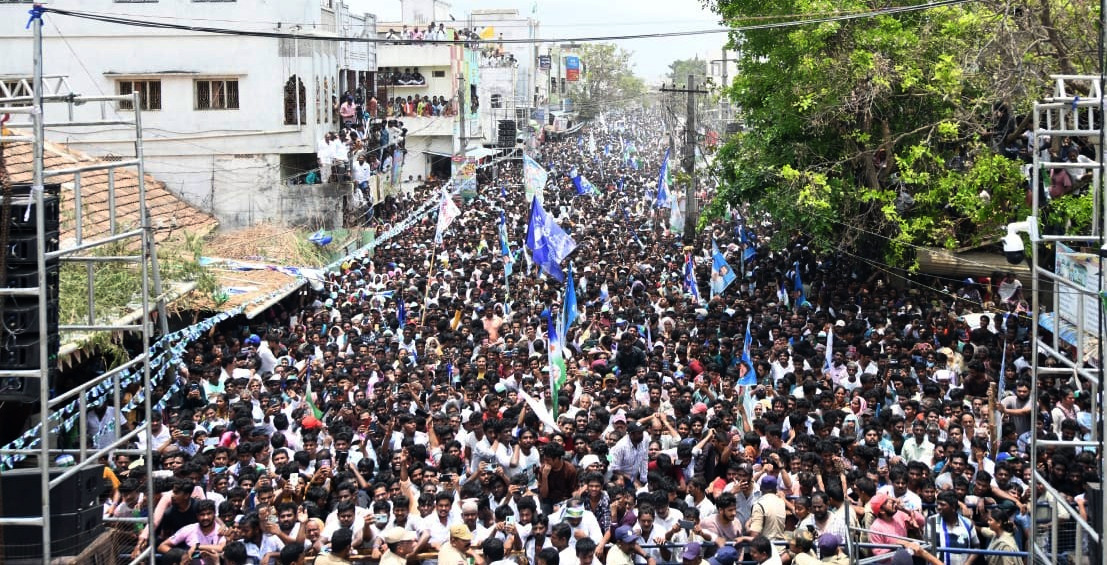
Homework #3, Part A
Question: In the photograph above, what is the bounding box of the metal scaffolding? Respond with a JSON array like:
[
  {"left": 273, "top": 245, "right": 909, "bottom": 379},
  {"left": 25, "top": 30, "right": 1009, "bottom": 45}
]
[
  {"left": 1028, "top": 75, "right": 1106, "bottom": 565},
  {"left": 0, "top": 11, "right": 159, "bottom": 565}
]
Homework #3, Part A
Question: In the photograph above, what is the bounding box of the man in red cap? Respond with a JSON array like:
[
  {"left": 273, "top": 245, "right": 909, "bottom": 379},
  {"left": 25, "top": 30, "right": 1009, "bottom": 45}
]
[{"left": 867, "top": 492, "right": 926, "bottom": 556}]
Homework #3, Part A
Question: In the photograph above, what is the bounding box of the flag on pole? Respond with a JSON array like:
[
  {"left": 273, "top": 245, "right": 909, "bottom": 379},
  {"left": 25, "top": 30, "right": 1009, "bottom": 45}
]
[
  {"left": 548, "top": 314, "right": 568, "bottom": 418},
  {"left": 670, "top": 192, "right": 685, "bottom": 234},
  {"left": 434, "top": 192, "right": 461, "bottom": 245},
  {"left": 391, "top": 148, "right": 404, "bottom": 186},
  {"left": 523, "top": 155, "right": 548, "bottom": 203},
  {"left": 710, "top": 240, "right": 737, "bottom": 298},
  {"left": 824, "top": 325, "right": 834, "bottom": 372},
  {"left": 738, "top": 317, "right": 757, "bottom": 385},
  {"left": 656, "top": 149, "right": 671, "bottom": 208},
  {"left": 997, "top": 340, "right": 1008, "bottom": 394},
  {"left": 683, "top": 253, "right": 703, "bottom": 303},
  {"left": 793, "top": 262, "right": 809, "bottom": 308},
  {"left": 305, "top": 378, "right": 324, "bottom": 419},
  {"left": 572, "top": 173, "right": 597, "bottom": 196},
  {"left": 397, "top": 291, "right": 406, "bottom": 328},
  {"left": 525, "top": 196, "right": 577, "bottom": 282},
  {"left": 995, "top": 340, "right": 1007, "bottom": 436},
  {"left": 499, "top": 212, "right": 514, "bottom": 278},
  {"left": 563, "top": 263, "right": 579, "bottom": 334},
  {"left": 588, "top": 133, "right": 598, "bottom": 154}
]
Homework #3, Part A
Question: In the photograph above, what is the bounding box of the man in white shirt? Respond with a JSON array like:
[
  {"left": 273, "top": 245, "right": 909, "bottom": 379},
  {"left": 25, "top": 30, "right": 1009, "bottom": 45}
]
[
  {"left": 353, "top": 154, "right": 373, "bottom": 192},
  {"left": 317, "top": 132, "right": 336, "bottom": 183},
  {"left": 257, "top": 334, "right": 279, "bottom": 374},
  {"left": 900, "top": 420, "right": 934, "bottom": 464},
  {"left": 136, "top": 412, "right": 172, "bottom": 452},
  {"left": 609, "top": 422, "right": 650, "bottom": 486}
]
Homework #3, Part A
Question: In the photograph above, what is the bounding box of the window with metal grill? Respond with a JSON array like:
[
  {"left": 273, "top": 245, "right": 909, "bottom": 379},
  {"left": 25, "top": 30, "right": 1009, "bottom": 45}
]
[
  {"left": 195, "top": 79, "right": 239, "bottom": 110},
  {"left": 117, "top": 80, "right": 162, "bottom": 111}
]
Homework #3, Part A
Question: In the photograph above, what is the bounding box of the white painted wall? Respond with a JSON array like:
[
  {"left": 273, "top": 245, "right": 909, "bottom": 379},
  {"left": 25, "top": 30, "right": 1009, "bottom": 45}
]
[
  {"left": 0, "top": 0, "right": 376, "bottom": 229},
  {"left": 467, "top": 10, "right": 538, "bottom": 105}
]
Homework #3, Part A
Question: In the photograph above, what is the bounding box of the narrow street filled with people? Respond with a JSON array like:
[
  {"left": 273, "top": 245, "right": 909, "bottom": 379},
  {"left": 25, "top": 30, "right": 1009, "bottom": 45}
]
[{"left": 92, "top": 108, "right": 1087, "bottom": 565}]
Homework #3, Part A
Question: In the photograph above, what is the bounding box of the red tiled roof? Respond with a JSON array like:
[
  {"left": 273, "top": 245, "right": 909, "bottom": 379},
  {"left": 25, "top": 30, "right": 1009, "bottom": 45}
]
[{"left": 2, "top": 134, "right": 218, "bottom": 243}]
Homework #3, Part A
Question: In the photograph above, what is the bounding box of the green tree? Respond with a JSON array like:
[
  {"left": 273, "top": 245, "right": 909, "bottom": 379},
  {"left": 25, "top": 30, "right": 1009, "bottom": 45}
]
[
  {"left": 703, "top": 0, "right": 1098, "bottom": 266},
  {"left": 567, "top": 43, "right": 646, "bottom": 119},
  {"left": 667, "top": 57, "right": 709, "bottom": 88}
]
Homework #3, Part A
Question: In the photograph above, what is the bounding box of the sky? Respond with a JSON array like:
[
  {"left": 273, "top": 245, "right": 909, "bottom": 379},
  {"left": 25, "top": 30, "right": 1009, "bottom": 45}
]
[{"left": 345, "top": 0, "right": 728, "bottom": 80}]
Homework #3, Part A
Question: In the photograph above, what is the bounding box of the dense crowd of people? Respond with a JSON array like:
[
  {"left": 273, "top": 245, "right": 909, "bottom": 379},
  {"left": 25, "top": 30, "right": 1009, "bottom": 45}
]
[{"left": 92, "top": 110, "right": 1097, "bottom": 565}]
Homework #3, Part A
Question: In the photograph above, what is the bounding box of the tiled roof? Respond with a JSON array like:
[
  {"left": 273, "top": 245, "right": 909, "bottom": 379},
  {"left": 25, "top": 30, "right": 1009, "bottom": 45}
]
[{"left": 2, "top": 134, "right": 219, "bottom": 244}]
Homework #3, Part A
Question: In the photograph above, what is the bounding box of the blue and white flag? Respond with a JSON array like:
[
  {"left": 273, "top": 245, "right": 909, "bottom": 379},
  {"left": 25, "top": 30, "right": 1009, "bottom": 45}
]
[
  {"left": 793, "top": 261, "right": 809, "bottom": 308},
  {"left": 499, "top": 212, "right": 513, "bottom": 279},
  {"left": 572, "top": 174, "right": 597, "bottom": 196},
  {"left": 525, "top": 196, "right": 577, "bottom": 282},
  {"left": 523, "top": 155, "right": 548, "bottom": 203},
  {"left": 656, "top": 149, "right": 671, "bottom": 208},
  {"left": 710, "top": 240, "right": 736, "bottom": 298},
  {"left": 563, "top": 263, "right": 579, "bottom": 334},
  {"left": 738, "top": 317, "right": 757, "bottom": 385},
  {"left": 683, "top": 253, "right": 703, "bottom": 303},
  {"left": 397, "top": 292, "right": 407, "bottom": 327}
]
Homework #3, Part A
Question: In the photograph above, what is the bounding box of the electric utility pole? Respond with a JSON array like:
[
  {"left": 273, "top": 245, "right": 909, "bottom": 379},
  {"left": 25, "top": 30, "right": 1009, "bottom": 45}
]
[{"left": 660, "top": 75, "right": 708, "bottom": 244}]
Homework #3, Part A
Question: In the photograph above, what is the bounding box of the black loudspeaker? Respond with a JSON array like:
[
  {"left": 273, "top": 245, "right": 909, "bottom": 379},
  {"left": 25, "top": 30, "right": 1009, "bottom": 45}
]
[
  {"left": 0, "top": 183, "right": 61, "bottom": 403},
  {"left": 1088, "top": 482, "right": 1102, "bottom": 565},
  {"left": 0, "top": 505, "right": 104, "bottom": 559},
  {"left": 0, "top": 465, "right": 107, "bottom": 559},
  {"left": 0, "top": 464, "right": 107, "bottom": 516},
  {"left": 498, "top": 119, "right": 517, "bottom": 147}
]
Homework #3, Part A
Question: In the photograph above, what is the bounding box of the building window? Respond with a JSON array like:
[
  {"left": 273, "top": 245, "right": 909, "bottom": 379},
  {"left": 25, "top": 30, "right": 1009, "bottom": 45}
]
[
  {"left": 432, "top": 70, "right": 446, "bottom": 78},
  {"left": 490, "top": 94, "right": 502, "bottom": 109},
  {"left": 117, "top": 80, "right": 162, "bottom": 111},
  {"left": 284, "top": 75, "right": 306, "bottom": 125},
  {"left": 195, "top": 79, "right": 239, "bottom": 110}
]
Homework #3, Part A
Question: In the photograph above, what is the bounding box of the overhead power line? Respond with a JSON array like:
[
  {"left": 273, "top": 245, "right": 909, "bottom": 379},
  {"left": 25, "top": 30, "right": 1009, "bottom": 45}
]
[{"left": 43, "top": 0, "right": 975, "bottom": 45}]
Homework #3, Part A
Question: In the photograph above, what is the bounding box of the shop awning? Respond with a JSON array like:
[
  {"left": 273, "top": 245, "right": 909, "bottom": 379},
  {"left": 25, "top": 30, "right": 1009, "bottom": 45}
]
[
  {"left": 424, "top": 146, "right": 500, "bottom": 159},
  {"left": 1038, "top": 312, "right": 1100, "bottom": 365}
]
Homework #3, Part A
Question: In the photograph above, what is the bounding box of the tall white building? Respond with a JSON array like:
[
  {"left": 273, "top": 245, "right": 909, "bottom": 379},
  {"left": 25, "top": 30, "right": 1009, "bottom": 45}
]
[{"left": 0, "top": 0, "right": 377, "bottom": 228}]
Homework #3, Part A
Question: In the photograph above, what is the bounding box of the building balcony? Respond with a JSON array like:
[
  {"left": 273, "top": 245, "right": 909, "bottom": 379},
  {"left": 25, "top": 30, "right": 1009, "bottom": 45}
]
[
  {"left": 379, "top": 43, "right": 454, "bottom": 69},
  {"left": 393, "top": 115, "right": 455, "bottom": 137}
]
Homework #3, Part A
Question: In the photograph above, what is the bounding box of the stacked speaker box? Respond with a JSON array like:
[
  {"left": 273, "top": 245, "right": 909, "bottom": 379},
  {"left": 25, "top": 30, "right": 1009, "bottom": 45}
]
[
  {"left": 0, "top": 464, "right": 107, "bottom": 559},
  {"left": 498, "top": 119, "right": 517, "bottom": 148},
  {"left": 0, "top": 182, "right": 60, "bottom": 403}
]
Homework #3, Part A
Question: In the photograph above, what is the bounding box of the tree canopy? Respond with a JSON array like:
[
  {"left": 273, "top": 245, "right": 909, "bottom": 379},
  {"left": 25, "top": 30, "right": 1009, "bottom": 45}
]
[
  {"left": 667, "top": 57, "right": 709, "bottom": 88},
  {"left": 567, "top": 43, "right": 647, "bottom": 119},
  {"left": 703, "top": 0, "right": 1099, "bottom": 266}
]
